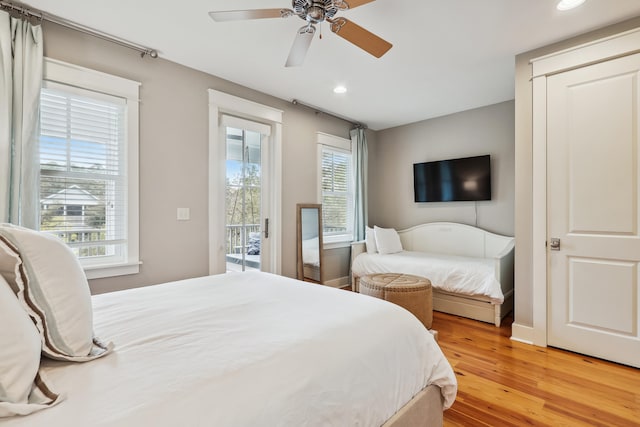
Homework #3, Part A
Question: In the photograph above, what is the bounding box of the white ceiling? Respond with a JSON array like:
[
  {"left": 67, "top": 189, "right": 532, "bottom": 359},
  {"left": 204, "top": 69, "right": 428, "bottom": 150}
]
[{"left": 19, "top": 0, "right": 640, "bottom": 130}]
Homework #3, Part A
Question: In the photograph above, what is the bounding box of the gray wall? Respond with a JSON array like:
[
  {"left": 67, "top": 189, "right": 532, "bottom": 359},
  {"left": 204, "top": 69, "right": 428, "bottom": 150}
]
[
  {"left": 514, "top": 16, "right": 640, "bottom": 328},
  {"left": 40, "top": 22, "right": 353, "bottom": 294},
  {"left": 46, "top": 14, "right": 640, "bottom": 303},
  {"left": 369, "top": 101, "right": 515, "bottom": 237}
]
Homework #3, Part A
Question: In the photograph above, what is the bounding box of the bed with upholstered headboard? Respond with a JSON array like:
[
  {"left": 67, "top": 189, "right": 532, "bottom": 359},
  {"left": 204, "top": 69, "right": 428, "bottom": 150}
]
[{"left": 351, "top": 222, "right": 515, "bottom": 327}]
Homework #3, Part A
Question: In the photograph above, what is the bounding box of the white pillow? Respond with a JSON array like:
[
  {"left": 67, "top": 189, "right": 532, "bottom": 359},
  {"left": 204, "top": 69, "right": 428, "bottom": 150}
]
[
  {"left": 0, "top": 224, "right": 112, "bottom": 362},
  {"left": 374, "top": 226, "right": 404, "bottom": 254},
  {"left": 365, "top": 226, "right": 378, "bottom": 254},
  {"left": 0, "top": 274, "right": 62, "bottom": 417}
]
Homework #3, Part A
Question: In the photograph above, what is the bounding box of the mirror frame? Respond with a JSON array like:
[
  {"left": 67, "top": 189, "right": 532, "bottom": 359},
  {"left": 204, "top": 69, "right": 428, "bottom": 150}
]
[{"left": 296, "top": 203, "right": 324, "bottom": 284}]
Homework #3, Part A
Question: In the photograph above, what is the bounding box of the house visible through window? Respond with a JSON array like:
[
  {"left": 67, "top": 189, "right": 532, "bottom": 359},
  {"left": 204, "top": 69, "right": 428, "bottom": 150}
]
[
  {"left": 39, "top": 84, "right": 124, "bottom": 260},
  {"left": 38, "top": 59, "right": 140, "bottom": 279},
  {"left": 318, "top": 133, "right": 353, "bottom": 244}
]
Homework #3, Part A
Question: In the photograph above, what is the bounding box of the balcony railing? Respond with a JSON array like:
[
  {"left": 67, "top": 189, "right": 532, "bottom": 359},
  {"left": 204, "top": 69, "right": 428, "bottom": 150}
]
[
  {"left": 225, "top": 224, "right": 348, "bottom": 255},
  {"left": 226, "top": 224, "right": 260, "bottom": 254},
  {"left": 41, "top": 227, "right": 110, "bottom": 258}
]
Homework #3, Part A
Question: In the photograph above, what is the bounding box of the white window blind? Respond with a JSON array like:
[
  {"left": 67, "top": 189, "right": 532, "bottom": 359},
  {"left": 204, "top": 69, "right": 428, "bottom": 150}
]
[
  {"left": 321, "top": 146, "right": 354, "bottom": 238},
  {"left": 39, "top": 83, "right": 128, "bottom": 267}
]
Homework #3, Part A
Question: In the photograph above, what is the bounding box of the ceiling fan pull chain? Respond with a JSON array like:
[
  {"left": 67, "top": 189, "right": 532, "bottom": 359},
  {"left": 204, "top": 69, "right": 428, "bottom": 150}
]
[{"left": 320, "top": 22, "right": 322, "bottom": 39}]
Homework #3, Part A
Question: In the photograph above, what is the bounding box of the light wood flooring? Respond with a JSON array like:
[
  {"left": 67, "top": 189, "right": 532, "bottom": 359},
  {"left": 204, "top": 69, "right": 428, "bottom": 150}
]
[{"left": 431, "top": 311, "right": 640, "bottom": 426}]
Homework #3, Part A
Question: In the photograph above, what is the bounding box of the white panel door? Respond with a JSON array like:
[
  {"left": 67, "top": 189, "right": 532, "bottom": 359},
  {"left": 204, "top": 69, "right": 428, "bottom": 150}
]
[{"left": 547, "top": 53, "right": 640, "bottom": 368}]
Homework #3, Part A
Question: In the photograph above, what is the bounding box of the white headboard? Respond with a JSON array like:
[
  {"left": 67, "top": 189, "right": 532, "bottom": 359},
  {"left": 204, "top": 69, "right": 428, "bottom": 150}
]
[{"left": 398, "top": 222, "right": 513, "bottom": 258}]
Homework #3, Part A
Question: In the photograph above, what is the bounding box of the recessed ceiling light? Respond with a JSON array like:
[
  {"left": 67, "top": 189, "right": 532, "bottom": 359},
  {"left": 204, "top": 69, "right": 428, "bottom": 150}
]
[
  {"left": 557, "top": 0, "right": 586, "bottom": 11},
  {"left": 333, "top": 85, "right": 347, "bottom": 94}
]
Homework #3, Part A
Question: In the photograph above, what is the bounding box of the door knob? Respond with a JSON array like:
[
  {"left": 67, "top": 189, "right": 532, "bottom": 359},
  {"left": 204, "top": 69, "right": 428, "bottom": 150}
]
[{"left": 550, "top": 238, "right": 560, "bottom": 251}]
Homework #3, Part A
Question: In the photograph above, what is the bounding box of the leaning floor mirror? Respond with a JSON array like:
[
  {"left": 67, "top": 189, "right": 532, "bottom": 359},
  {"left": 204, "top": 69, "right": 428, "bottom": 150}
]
[{"left": 296, "top": 203, "right": 324, "bottom": 284}]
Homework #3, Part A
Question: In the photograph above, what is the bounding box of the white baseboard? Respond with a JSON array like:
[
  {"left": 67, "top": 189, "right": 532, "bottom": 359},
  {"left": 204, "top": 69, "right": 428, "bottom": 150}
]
[
  {"left": 324, "top": 276, "right": 350, "bottom": 289},
  {"left": 511, "top": 323, "right": 535, "bottom": 345}
]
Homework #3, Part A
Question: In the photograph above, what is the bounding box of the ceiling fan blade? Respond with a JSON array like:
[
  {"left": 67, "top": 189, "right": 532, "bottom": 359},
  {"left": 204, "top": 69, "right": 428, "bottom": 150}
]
[
  {"left": 329, "top": 17, "right": 392, "bottom": 58},
  {"left": 285, "top": 26, "right": 316, "bottom": 67},
  {"left": 208, "top": 9, "right": 293, "bottom": 22},
  {"left": 340, "top": 0, "right": 376, "bottom": 9}
]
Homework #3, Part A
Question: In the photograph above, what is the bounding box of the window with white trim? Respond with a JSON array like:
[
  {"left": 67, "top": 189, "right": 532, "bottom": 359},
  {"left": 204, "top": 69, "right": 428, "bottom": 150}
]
[
  {"left": 318, "top": 133, "right": 353, "bottom": 244},
  {"left": 38, "top": 59, "right": 140, "bottom": 279}
]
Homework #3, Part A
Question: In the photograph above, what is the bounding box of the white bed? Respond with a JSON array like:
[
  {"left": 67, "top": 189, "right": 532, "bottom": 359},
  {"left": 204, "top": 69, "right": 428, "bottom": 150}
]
[
  {"left": 352, "top": 251, "right": 504, "bottom": 304},
  {"left": 3, "top": 271, "right": 457, "bottom": 426},
  {"left": 351, "top": 223, "right": 515, "bottom": 326}
]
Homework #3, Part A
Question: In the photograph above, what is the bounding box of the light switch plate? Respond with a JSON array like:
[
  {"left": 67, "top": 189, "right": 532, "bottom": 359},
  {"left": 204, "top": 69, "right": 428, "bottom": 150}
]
[{"left": 177, "top": 208, "right": 190, "bottom": 221}]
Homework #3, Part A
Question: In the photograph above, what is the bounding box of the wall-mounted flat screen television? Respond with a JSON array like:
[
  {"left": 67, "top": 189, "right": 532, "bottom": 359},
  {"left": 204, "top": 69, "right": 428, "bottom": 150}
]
[{"left": 413, "top": 155, "right": 491, "bottom": 202}]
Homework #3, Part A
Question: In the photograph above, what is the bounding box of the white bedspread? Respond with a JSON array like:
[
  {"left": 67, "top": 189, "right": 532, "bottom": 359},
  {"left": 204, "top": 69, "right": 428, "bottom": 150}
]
[
  {"left": 352, "top": 251, "right": 504, "bottom": 304},
  {"left": 5, "top": 271, "right": 456, "bottom": 427}
]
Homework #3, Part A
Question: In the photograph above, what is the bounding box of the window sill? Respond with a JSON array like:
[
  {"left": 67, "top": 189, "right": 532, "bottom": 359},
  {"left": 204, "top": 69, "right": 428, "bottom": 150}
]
[{"left": 83, "top": 261, "right": 141, "bottom": 280}]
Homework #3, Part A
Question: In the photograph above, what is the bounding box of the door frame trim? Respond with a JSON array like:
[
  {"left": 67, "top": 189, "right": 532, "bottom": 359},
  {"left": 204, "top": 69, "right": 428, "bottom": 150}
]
[
  {"left": 530, "top": 27, "right": 640, "bottom": 347},
  {"left": 531, "top": 75, "right": 548, "bottom": 347},
  {"left": 208, "top": 90, "right": 283, "bottom": 275}
]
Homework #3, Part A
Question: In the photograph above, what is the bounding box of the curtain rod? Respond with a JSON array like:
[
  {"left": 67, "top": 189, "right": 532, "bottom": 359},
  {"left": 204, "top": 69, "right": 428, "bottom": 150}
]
[
  {"left": 291, "top": 98, "right": 366, "bottom": 129},
  {"left": 0, "top": 0, "right": 158, "bottom": 58}
]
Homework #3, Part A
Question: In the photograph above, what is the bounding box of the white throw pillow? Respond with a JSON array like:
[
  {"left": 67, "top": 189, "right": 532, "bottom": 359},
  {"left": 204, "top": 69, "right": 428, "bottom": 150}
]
[
  {"left": 0, "top": 224, "right": 112, "bottom": 362},
  {"left": 374, "top": 226, "right": 404, "bottom": 254},
  {"left": 0, "top": 274, "right": 62, "bottom": 417},
  {"left": 365, "top": 226, "right": 378, "bottom": 254}
]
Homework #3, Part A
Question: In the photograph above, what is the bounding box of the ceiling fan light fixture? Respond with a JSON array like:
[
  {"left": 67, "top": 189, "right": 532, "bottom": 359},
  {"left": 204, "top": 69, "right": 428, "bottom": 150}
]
[
  {"left": 556, "top": 0, "right": 586, "bottom": 11},
  {"left": 333, "top": 85, "right": 347, "bottom": 94},
  {"left": 208, "top": 0, "right": 392, "bottom": 66}
]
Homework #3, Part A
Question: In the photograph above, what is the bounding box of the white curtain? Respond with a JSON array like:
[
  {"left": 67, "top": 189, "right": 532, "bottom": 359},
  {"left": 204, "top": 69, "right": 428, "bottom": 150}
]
[
  {"left": 0, "top": 10, "right": 43, "bottom": 227},
  {"left": 350, "top": 127, "right": 368, "bottom": 241}
]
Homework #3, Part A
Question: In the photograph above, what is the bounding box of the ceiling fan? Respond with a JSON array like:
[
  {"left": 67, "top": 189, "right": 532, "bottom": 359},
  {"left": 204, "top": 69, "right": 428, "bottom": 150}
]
[{"left": 208, "top": 0, "right": 392, "bottom": 67}]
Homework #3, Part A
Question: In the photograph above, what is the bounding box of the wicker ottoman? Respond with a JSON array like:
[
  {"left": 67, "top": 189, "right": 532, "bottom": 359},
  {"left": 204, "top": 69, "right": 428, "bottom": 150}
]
[{"left": 359, "top": 273, "right": 433, "bottom": 330}]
